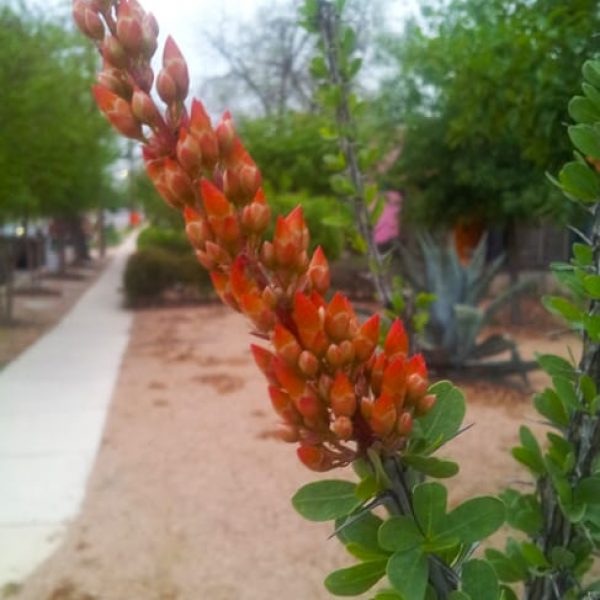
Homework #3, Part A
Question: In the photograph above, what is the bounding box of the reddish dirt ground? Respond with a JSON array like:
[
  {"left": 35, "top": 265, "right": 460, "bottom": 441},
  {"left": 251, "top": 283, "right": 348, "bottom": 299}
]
[{"left": 8, "top": 303, "right": 581, "bottom": 600}]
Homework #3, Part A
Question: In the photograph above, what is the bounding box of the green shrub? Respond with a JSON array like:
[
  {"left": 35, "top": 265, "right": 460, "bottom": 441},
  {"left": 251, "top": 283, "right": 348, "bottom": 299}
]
[
  {"left": 123, "top": 247, "right": 212, "bottom": 306},
  {"left": 137, "top": 226, "right": 191, "bottom": 255}
]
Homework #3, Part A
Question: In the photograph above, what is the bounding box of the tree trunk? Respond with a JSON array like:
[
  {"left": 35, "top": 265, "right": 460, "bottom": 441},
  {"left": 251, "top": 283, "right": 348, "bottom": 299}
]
[{"left": 0, "top": 238, "right": 15, "bottom": 324}]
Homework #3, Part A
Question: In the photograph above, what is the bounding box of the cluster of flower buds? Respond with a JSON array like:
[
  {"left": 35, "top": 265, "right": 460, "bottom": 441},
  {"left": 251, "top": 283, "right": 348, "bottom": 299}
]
[{"left": 74, "top": 0, "right": 436, "bottom": 471}]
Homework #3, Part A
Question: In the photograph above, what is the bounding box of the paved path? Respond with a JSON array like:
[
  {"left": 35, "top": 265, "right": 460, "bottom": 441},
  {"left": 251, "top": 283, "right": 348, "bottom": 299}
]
[{"left": 0, "top": 236, "right": 135, "bottom": 587}]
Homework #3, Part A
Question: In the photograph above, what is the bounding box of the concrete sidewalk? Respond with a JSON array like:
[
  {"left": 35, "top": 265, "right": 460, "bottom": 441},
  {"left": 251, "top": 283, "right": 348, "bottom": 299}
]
[{"left": 0, "top": 236, "right": 135, "bottom": 587}]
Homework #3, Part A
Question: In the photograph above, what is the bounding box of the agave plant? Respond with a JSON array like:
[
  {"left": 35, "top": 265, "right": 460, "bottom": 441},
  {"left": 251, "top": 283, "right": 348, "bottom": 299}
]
[{"left": 399, "top": 232, "right": 535, "bottom": 374}]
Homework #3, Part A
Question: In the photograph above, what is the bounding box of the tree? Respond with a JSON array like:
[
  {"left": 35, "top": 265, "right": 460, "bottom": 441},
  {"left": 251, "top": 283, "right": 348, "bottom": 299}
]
[
  {"left": 377, "top": 0, "right": 600, "bottom": 229},
  {"left": 0, "top": 4, "right": 117, "bottom": 317}
]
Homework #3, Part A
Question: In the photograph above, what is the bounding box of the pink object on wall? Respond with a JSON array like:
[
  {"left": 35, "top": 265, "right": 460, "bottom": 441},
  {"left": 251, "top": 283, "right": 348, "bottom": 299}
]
[{"left": 374, "top": 191, "right": 402, "bottom": 246}]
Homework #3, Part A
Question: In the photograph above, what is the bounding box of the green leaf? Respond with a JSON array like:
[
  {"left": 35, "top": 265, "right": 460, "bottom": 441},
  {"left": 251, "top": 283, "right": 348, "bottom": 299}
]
[
  {"left": 387, "top": 547, "right": 428, "bottom": 600},
  {"left": 345, "top": 542, "right": 388, "bottom": 561},
  {"left": 378, "top": 516, "right": 424, "bottom": 552},
  {"left": 336, "top": 511, "right": 384, "bottom": 552},
  {"left": 415, "top": 381, "right": 466, "bottom": 450},
  {"left": 354, "top": 474, "right": 380, "bottom": 502},
  {"left": 373, "top": 590, "right": 403, "bottom": 600},
  {"left": 573, "top": 243, "right": 593, "bottom": 266},
  {"left": 534, "top": 388, "right": 570, "bottom": 427},
  {"left": 568, "top": 124, "right": 600, "bottom": 160},
  {"left": 500, "top": 489, "right": 542, "bottom": 536},
  {"left": 511, "top": 447, "right": 545, "bottom": 475},
  {"left": 553, "top": 376, "right": 579, "bottom": 412},
  {"left": 462, "top": 559, "right": 500, "bottom": 600},
  {"left": 520, "top": 542, "right": 550, "bottom": 569},
  {"left": 292, "top": 480, "right": 358, "bottom": 521},
  {"left": 414, "top": 482, "right": 447, "bottom": 538},
  {"left": 580, "top": 374, "right": 597, "bottom": 407},
  {"left": 403, "top": 455, "right": 459, "bottom": 478},
  {"left": 485, "top": 549, "right": 527, "bottom": 583},
  {"left": 310, "top": 56, "right": 329, "bottom": 79},
  {"left": 324, "top": 559, "right": 387, "bottom": 596},
  {"left": 440, "top": 497, "right": 505, "bottom": 545},
  {"left": 550, "top": 546, "right": 576, "bottom": 569},
  {"left": 569, "top": 96, "right": 600, "bottom": 124},
  {"left": 449, "top": 593, "right": 471, "bottom": 600},
  {"left": 519, "top": 426, "right": 541, "bottom": 455},
  {"left": 558, "top": 161, "right": 600, "bottom": 203},
  {"left": 584, "top": 313, "right": 600, "bottom": 341},
  {"left": 330, "top": 174, "right": 356, "bottom": 196},
  {"left": 575, "top": 477, "right": 600, "bottom": 504},
  {"left": 499, "top": 585, "right": 519, "bottom": 600},
  {"left": 323, "top": 152, "right": 346, "bottom": 172},
  {"left": 583, "top": 60, "right": 600, "bottom": 89},
  {"left": 535, "top": 354, "right": 576, "bottom": 380},
  {"left": 584, "top": 274, "right": 600, "bottom": 299},
  {"left": 542, "top": 295, "right": 583, "bottom": 325}
]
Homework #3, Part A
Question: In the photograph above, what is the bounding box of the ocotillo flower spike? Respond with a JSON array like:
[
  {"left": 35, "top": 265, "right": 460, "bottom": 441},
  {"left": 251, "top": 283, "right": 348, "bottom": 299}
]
[{"left": 75, "top": 0, "right": 436, "bottom": 470}]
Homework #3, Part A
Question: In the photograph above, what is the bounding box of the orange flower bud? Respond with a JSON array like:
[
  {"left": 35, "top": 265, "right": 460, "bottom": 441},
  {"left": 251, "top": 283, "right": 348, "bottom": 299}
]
[
  {"left": 370, "top": 352, "right": 387, "bottom": 396},
  {"left": 204, "top": 241, "right": 230, "bottom": 266},
  {"left": 198, "top": 131, "right": 219, "bottom": 170},
  {"left": 269, "top": 385, "right": 292, "bottom": 415},
  {"left": 285, "top": 205, "right": 309, "bottom": 252},
  {"left": 92, "top": 84, "right": 143, "bottom": 140},
  {"left": 297, "top": 445, "right": 331, "bottom": 472},
  {"left": 176, "top": 129, "right": 203, "bottom": 177},
  {"left": 200, "top": 179, "right": 232, "bottom": 218},
  {"left": 318, "top": 374, "right": 333, "bottom": 400},
  {"left": 339, "top": 340, "right": 355, "bottom": 364},
  {"left": 407, "top": 353, "right": 427, "bottom": 379},
  {"left": 210, "top": 270, "right": 238, "bottom": 310},
  {"left": 260, "top": 241, "right": 275, "bottom": 269},
  {"left": 273, "top": 357, "right": 306, "bottom": 399},
  {"left": 325, "top": 292, "right": 352, "bottom": 341},
  {"left": 295, "top": 394, "right": 322, "bottom": 420},
  {"left": 73, "top": 2, "right": 105, "bottom": 40},
  {"left": 239, "top": 292, "right": 275, "bottom": 332},
  {"left": 293, "top": 292, "right": 328, "bottom": 355},
  {"left": 116, "top": 2, "right": 144, "bottom": 54},
  {"left": 370, "top": 394, "right": 397, "bottom": 437},
  {"left": 360, "top": 396, "right": 374, "bottom": 420},
  {"left": 239, "top": 164, "right": 262, "bottom": 199},
  {"left": 163, "top": 159, "right": 195, "bottom": 206},
  {"left": 416, "top": 393, "right": 436, "bottom": 416},
  {"left": 298, "top": 350, "right": 319, "bottom": 378},
  {"left": 330, "top": 371, "right": 356, "bottom": 417},
  {"left": 186, "top": 219, "right": 209, "bottom": 249},
  {"left": 156, "top": 69, "right": 177, "bottom": 105},
  {"left": 326, "top": 344, "right": 343, "bottom": 369},
  {"left": 241, "top": 199, "right": 271, "bottom": 235},
  {"left": 406, "top": 373, "right": 428, "bottom": 404},
  {"left": 131, "top": 88, "right": 162, "bottom": 127},
  {"left": 397, "top": 411, "right": 413, "bottom": 436},
  {"left": 384, "top": 319, "right": 409, "bottom": 358},
  {"left": 136, "top": 64, "right": 154, "bottom": 93},
  {"left": 216, "top": 112, "right": 236, "bottom": 157},
  {"left": 307, "top": 246, "right": 330, "bottom": 295},
  {"left": 272, "top": 324, "right": 302, "bottom": 365},
  {"left": 273, "top": 216, "right": 297, "bottom": 267},
  {"left": 97, "top": 66, "right": 132, "bottom": 99},
  {"left": 101, "top": 36, "right": 128, "bottom": 68},
  {"left": 331, "top": 416, "right": 353, "bottom": 440},
  {"left": 162, "top": 36, "right": 189, "bottom": 101},
  {"left": 354, "top": 314, "right": 380, "bottom": 361},
  {"left": 251, "top": 344, "right": 276, "bottom": 383},
  {"left": 141, "top": 13, "right": 159, "bottom": 59},
  {"left": 381, "top": 355, "right": 407, "bottom": 407}
]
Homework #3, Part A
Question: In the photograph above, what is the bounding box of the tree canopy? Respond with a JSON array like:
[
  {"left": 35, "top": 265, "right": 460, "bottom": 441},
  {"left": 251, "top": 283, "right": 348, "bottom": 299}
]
[
  {"left": 377, "top": 0, "right": 600, "bottom": 227},
  {"left": 0, "top": 5, "right": 116, "bottom": 222}
]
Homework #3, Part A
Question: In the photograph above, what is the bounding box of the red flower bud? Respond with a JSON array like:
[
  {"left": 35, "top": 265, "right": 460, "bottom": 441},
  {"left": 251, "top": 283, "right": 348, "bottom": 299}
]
[
  {"left": 298, "top": 350, "right": 319, "bottom": 378},
  {"left": 326, "top": 344, "right": 343, "bottom": 369},
  {"left": 397, "top": 411, "right": 413, "bottom": 436},
  {"left": 307, "top": 246, "right": 330, "bottom": 295},
  {"left": 177, "top": 129, "right": 204, "bottom": 178},
  {"left": 116, "top": 3, "right": 144, "bottom": 54},
  {"left": 131, "top": 88, "right": 162, "bottom": 127},
  {"left": 101, "top": 36, "right": 128, "bottom": 69},
  {"left": 297, "top": 445, "right": 331, "bottom": 472},
  {"left": 92, "top": 84, "right": 143, "bottom": 140},
  {"left": 272, "top": 324, "right": 302, "bottom": 365},
  {"left": 295, "top": 394, "right": 322, "bottom": 420},
  {"left": 325, "top": 292, "right": 353, "bottom": 341},
  {"left": 331, "top": 416, "right": 353, "bottom": 440},
  {"left": 156, "top": 70, "right": 177, "bottom": 105},
  {"left": 384, "top": 319, "right": 409, "bottom": 358},
  {"left": 354, "top": 314, "right": 380, "bottom": 361},
  {"left": 241, "top": 200, "right": 271, "bottom": 234},
  {"left": 251, "top": 345, "right": 276, "bottom": 383},
  {"left": 273, "top": 357, "right": 306, "bottom": 399},
  {"left": 381, "top": 355, "right": 407, "bottom": 407},
  {"left": 216, "top": 112, "right": 236, "bottom": 157},
  {"left": 370, "top": 394, "right": 397, "bottom": 437},
  {"left": 330, "top": 371, "right": 356, "bottom": 417},
  {"left": 162, "top": 36, "right": 189, "bottom": 101},
  {"left": 276, "top": 423, "right": 300, "bottom": 443},
  {"left": 416, "top": 393, "right": 436, "bottom": 416}
]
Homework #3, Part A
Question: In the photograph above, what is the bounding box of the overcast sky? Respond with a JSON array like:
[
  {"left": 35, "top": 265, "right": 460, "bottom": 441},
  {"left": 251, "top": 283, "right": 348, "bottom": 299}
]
[{"left": 29, "top": 0, "right": 420, "bottom": 98}]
